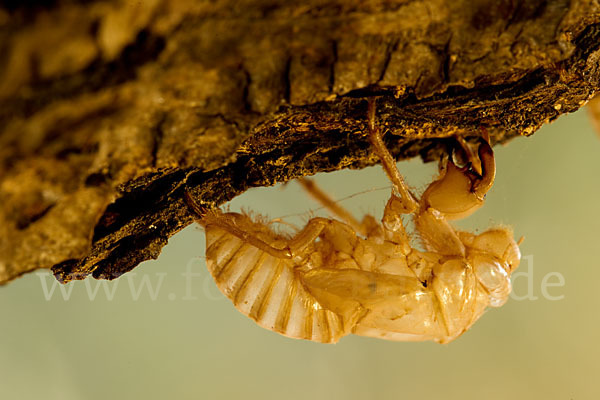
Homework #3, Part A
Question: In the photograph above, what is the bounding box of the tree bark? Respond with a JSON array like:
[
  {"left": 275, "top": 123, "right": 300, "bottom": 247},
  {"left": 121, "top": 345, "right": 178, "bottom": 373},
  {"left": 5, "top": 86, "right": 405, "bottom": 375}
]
[{"left": 1, "top": 0, "right": 599, "bottom": 285}]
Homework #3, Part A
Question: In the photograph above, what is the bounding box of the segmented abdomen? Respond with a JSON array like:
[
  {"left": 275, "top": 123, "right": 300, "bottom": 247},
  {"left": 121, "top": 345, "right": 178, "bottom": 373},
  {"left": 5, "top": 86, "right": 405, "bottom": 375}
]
[{"left": 204, "top": 217, "right": 345, "bottom": 343}]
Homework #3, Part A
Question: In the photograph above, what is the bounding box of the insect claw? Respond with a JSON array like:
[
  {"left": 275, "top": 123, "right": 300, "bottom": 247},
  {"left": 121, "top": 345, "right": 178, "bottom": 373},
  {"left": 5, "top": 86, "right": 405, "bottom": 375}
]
[
  {"left": 285, "top": 246, "right": 293, "bottom": 258},
  {"left": 452, "top": 135, "right": 482, "bottom": 175},
  {"left": 421, "top": 131, "right": 496, "bottom": 219},
  {"left": 184, "top": 189, "right": 209, "bottom": 219},
  {"left": 471, "top": 138, "right": 495, "bottom": 199}
]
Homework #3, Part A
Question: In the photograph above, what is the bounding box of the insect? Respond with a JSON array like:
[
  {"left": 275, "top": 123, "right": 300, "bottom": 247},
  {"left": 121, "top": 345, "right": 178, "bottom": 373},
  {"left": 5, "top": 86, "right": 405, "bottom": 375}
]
[{"left": 187, "top": 100, "right": 522, "bottom": 343}]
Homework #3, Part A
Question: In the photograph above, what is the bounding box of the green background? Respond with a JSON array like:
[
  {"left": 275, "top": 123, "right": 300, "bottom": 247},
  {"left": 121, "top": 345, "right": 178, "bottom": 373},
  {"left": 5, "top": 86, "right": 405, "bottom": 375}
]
[{"left": 1, "top": 110, "right": 599, "bottom": 399}]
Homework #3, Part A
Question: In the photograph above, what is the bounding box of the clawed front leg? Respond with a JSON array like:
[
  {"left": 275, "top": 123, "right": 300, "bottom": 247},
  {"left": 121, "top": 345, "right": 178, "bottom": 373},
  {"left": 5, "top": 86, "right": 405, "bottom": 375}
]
[
  {"left": 421, "top": 134, "right": 495, "bottom": 219},
  {"left": 416, "top": 133, "right": 497, "bottom": 256},
  {"left": 366, "top": 99, "right": 497, "bottom": 257}
]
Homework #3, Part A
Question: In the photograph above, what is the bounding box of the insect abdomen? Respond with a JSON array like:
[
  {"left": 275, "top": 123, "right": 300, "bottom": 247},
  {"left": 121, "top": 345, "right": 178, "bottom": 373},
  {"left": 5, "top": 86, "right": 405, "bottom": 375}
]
[{"left": 205, "top": 216, "right": 345, "bottom": 343}]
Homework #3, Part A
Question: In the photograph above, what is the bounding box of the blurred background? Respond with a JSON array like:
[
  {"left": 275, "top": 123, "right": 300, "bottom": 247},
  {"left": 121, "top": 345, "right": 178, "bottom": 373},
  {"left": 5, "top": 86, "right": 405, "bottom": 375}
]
[{"left": 1, "top": 109, "right": 599, "bottom": 399}]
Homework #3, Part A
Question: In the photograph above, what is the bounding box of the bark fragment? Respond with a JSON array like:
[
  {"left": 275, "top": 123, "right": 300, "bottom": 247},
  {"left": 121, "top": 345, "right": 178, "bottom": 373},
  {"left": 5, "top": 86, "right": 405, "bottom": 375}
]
[{"left": 0, "top": 0, "right": 599, "bottom": 285}]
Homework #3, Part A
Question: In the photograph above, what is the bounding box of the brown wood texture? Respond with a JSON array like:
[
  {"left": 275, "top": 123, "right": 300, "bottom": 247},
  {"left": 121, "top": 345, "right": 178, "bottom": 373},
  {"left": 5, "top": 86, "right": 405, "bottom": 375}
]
[{"left": 0, "top": 0, "right": 599, "bottom": 285}]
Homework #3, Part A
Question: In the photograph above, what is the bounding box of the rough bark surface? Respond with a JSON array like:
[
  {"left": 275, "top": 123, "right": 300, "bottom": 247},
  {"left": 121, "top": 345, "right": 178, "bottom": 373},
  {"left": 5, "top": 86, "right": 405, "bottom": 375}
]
[{"left": 1, "top": 0, "right": 599, "bottom": 285}]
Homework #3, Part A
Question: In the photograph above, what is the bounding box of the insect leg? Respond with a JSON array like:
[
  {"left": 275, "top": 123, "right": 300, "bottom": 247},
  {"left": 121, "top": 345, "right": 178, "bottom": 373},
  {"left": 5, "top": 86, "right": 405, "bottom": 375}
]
[
  {"left": 183, "top": 190, "right": 292, "bottom": 259},
  {"left": 367, "top": 99, "right": 419, "bottom": 214},
  {"left": 380, "top": 195, "right": 412, "bottom": 251},
  {"left": 203, "top": 213, "right": 294, "bottom": 259},
  {"left": 285, "top": 217, "right": 330, "bottom": 258},
  {"left": 184, "top": 189, "right": 209, "bottom": 218},
  {"left": 454, "top": 134, "right": 482, "bottom": 175},
  {"left": 203, "top": 213, "right": 347, "bottom": 343},
  {"left": 367, "top": 99, "right": 416, "bottom": 245},
  {"left": 297, "top": 177, "right": 368, "bottom": 236},
  {"left": 414, "top": 134, "right": 496, "bottom": 256},
  {"left": 204, "top": 212, "right": 331, "bottom": 261},
  {"left": 420, "top": 135, "right": 495, "bottom": 219}
]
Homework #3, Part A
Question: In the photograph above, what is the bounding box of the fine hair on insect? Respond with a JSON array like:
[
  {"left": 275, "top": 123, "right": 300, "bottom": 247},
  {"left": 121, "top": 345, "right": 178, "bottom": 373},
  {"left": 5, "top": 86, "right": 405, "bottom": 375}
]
[{"left": 187, "top": 98, "right": 522, "bottom": 344}]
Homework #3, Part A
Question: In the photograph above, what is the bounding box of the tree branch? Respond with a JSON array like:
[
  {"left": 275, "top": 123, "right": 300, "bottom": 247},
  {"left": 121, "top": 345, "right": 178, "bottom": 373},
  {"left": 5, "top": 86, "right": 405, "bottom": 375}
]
[{"left": 1, "top": 0, "right": 599, "bottom": 285}]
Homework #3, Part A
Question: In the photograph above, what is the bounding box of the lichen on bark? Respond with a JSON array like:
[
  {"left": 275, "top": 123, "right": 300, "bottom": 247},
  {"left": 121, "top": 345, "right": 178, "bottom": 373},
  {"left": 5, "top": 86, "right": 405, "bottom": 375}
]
[{"left": 1, "top": 0, "right": 599, "bottom": 285}]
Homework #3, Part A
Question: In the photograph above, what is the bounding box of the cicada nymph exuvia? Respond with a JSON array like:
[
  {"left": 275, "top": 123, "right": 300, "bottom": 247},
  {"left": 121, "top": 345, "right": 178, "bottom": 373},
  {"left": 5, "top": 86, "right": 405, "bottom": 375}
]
[{"left": 187, "top": 100, "right": 522, "bottom": 344}]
